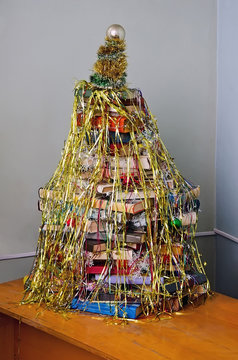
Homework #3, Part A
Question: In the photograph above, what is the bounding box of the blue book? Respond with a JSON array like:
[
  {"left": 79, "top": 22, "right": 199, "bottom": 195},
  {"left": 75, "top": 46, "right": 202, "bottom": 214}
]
[
  {"left": 109, "top": 131, "right": 131, "bottom": 144},
  {"left": 71, "top": 299, "right": 142, "bottom": 319}
]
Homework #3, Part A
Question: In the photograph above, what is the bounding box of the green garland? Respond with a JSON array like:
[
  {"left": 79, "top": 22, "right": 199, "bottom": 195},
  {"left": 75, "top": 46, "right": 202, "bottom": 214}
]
[
  {"left": 98, "top": 51, "right": 124, "bottom": 60},
  {"left": 90, "top": 72, "right": 127, "bottom": 89}
]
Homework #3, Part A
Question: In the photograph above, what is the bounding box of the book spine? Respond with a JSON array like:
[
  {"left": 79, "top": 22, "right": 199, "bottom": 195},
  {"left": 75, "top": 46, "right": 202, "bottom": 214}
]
[
  {"left": 110, "top": 156, "right": 151, "bottom": 170},
  {"left": 70, "top": 300, "right": 142, "bottom": 319},
  {"left": 93, "top": 198, "right": 141, "bottom": 214},
  {"left": 180, "top": 212, "right": 197, "bottom": 226},
  {"left": 85, "top": 232, "right": 145, "bottom": 244},
  {"left": 95, "top": 274, "right": 151, "bottom": 285},
  {"left": 89, "top": 249, "right": 133, "bottom": 261}
]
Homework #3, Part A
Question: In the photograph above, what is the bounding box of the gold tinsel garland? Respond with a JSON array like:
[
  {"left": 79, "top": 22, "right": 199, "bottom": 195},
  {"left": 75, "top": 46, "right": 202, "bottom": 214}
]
[{"left": 22, "top": 80, "right": 210, "bottom": 318}]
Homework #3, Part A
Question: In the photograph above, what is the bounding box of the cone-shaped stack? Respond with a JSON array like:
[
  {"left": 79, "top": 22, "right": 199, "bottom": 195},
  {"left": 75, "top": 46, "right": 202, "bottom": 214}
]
[{"left": 23, "top": 25, "right": 210, "bottom": 319}]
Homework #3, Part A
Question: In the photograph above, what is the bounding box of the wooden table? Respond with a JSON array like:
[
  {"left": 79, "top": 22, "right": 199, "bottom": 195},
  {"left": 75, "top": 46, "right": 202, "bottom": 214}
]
[{"left": 0, "top": 279, "right": 238, "bottom": 359}]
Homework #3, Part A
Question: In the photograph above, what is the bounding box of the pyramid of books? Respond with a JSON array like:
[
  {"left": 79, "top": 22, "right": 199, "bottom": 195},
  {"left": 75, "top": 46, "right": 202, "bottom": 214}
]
[{"left": 23, "top": 25, "right": 210, "bottom": 319}]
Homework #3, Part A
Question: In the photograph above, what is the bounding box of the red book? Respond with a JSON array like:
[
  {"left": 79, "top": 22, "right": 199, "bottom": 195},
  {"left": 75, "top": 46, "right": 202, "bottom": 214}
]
[{"left": 86, "top": 261, "right": 131, "bottom": 275}]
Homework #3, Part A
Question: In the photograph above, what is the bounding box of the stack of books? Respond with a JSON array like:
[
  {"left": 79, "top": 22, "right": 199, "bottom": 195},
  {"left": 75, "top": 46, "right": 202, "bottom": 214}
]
[{"left": 36, "top": 88, "right": 207, "bottom": 319}]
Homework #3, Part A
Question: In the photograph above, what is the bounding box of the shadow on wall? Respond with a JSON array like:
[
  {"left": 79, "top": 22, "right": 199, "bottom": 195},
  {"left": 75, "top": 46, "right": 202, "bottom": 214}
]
[
  {"left": 196, "top": 235, "right": 216, "bottom": 291},
  {"left": 197, "top": 234, "right": 238, "bottom": 299},
  {"left": 215, "top": 235, "right": 238, "bottom": 299}
]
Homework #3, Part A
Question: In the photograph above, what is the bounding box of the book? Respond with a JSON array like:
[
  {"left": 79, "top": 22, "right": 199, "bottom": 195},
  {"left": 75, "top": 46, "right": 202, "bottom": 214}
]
[
  {"left": 78, "top": 115, "right": 134, "bottom": 133},
  {"left": 109, "top": 104, "right": 145, "bottom": 116},
  {"left": 89, "top": 208, "right": 125, "bottom": 223},
  {"left": 86, "top": 220, "right": 105, "bottom": 233},
  {"left": 186, "top": 272, "right": 207, "bottom": 286},
  {"left": 90, "top": 291, "right": 141, "bottom": 303},
  {"left": 111, "top": 144, "right": 147, "bottom": 157},
  {"left": 84, "top": 129, "right": 132, "bottom": 145},
  {"left": 165, "top": 297, "right": 181, "bottom": 312},
  {"left": 86, "top": 264, "right": 130, "bottom": 275},
  {"left": 70, "top": 299, "right": 142, "bottom": 319},
  {"left": 90, "top": 241, "right": 138, "bottom": 252},
  {"left": 96, "top": 182, "right": 113, "bottom": 194},
  {"left": 85, "top": 240, "right": 105, "bottom": 252},
  {"left": 118, "top": 189, "right": 155, "bottom": 200},
  {"left": 87, "top": 249, "right": 133, "bottom": 261},
  {"left": 85, "top": 231, "right": 146, "bottom": 244},
  {"left": 190, "top": 186, "right": 200, "bottom": 198},
  {"left": 109, "top": 131, "right": 131, "bottom": 144},
  {"left": 110, "top": 155, "right": 151, "bottom": 170},
  {"left": 184, "top": 179, "right": 200, "bottom": 198},
  {"left": 76, "top": 87, "right": 142, "bottom": 102},
  {"left": 96, "top": 184, "right": 155, "bottom": 199},
  {"left": 109, "top": 168, "right": 153, "bottom": 178},
  {"left": 86, "top": 265, "right": 107, "bottom": 274},
  {"left": 95, "top": 274, "right": 151, "bottom": 285},
  {"left": 93, "top": 198, "right": 148, "bottom": 215},
  {"left": 96, "top": 183, "right": 155, "bottom": 198},
  {"left": 162, "top": 272, "right": 207, "bottom": 295},
  {"left": 41, "top": 219, "right": 104, "bottom": 233},
  {"left": 167, "top": 179, "right": 174, "bottom": 189},
  {"left": 160, "top": 243, "right": 183, "bottom": 256},
  {"left": 39, "top": 183, "right": 155, "bottom": 201},
  {"left": 39, "top": 196, "right": 149, "bottom": 215},
  {"left": 38, "top": 187, "right": 81, "bottom": 201},
  {"left": 39, "top": 188, "right": 60, "bottom": 200},
  {"left": 180, "top": 212, "right": 197, "bottom": 226}
]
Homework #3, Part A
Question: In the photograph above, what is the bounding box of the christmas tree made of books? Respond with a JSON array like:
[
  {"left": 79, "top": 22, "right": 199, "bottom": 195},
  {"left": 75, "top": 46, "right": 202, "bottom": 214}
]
[{"left": 23, "top": 25, "right": 210, "bottom": 319}]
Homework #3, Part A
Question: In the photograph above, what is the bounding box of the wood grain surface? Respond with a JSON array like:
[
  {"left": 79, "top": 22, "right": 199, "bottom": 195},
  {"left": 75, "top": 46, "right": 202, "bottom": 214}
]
[{"left": 0, "top": 279, "right": 238, "bottom": 359}]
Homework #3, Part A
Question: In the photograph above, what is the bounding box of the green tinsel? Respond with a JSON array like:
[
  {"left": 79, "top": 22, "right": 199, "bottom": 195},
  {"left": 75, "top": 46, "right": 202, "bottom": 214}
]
[
  {"left": 90, "top": 72, "right": 127, "bottom": 89},
  {"left": 98, "top": 51, "right": 124, "bottom": 60}
]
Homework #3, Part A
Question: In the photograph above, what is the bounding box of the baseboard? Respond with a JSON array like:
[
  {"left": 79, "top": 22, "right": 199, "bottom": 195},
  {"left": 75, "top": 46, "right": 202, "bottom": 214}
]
[
  {"left": 214, "top": 228, "right": 238, "bottom": 244},
  {"left": 0, "top": 252, "right": 35, "bottom": 261},
  {"left": 196, "top": 231, "right": 215, "bottom": 237}
]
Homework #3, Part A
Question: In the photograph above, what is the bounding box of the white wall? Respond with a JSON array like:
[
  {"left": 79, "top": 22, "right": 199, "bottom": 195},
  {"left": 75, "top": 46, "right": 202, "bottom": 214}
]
[
  {"left": 0, "top": 0, "right": 217, "bottom": 258},
  {"left": 216, "top": 0, "right": 238, "bottom": 237}
]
